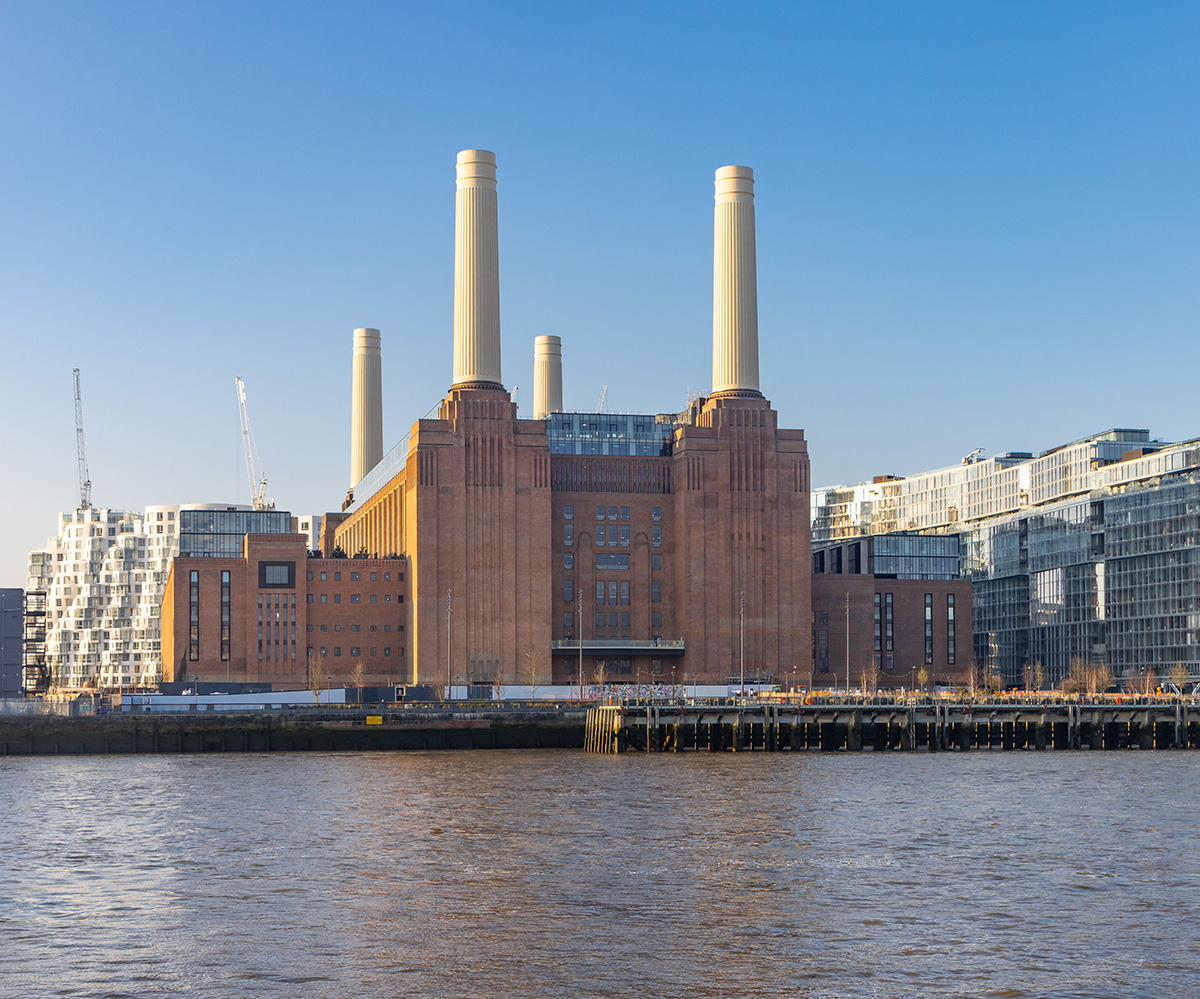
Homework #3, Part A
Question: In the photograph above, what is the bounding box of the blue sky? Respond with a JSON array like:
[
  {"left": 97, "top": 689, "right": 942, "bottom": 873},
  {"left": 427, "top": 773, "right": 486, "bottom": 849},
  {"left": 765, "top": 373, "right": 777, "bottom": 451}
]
[{"left": 1, "top": 1, "right": 1198, "bottom": 586}]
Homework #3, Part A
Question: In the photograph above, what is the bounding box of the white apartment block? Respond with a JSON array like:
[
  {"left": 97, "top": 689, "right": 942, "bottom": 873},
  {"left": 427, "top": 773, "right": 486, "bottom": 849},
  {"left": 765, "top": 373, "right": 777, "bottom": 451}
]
[{"left": 26, "top": 505, "right": 183, "bottom": 691}]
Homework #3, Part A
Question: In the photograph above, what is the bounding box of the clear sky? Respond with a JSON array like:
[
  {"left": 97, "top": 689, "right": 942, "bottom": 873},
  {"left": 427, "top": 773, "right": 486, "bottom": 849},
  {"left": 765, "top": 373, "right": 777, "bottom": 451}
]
[{"left": 1, "top": 1, "right": 1198, "bottom": 587}]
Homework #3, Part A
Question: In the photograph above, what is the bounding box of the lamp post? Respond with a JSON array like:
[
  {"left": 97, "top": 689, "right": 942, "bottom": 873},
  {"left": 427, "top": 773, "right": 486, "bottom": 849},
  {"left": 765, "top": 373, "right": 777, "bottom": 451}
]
[
  {"left": 577, "top": 588, "right": 583, "bottom": 701},
  {"left": 739, "top": 589, "right": 745, "bottom": 700},
  {"left": 845, "top": 591, "right": 850, "bottom": 697},
  {"left": 447, "top": 588, "right": 452, "bottom": 701}
]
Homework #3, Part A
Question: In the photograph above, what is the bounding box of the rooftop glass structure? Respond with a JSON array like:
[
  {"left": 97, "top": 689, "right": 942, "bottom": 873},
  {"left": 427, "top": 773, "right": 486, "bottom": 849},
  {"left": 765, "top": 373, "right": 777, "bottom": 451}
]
[{"left": 544, "top": 412, "right": 676, "bottom": 457}]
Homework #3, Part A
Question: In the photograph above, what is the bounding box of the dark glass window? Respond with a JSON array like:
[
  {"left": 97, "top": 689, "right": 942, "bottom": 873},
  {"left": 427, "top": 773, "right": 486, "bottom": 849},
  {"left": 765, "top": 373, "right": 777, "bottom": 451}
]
[
  {"left": 259, "top": 562, "right": 294, "bottom": 588},
  {"left": 885, "top": 593, "right": 894, "bottom": 652},
  {"left": 652, "top": 507, "right": 661, "bottom": 522},
  {"left": 651, "top": 581, "right": 661, "bottom": 603},
  {"left": 947, "top": 593, "right": 956, "bottom": 665},
  {"left": 924, "top": 593, "right": 934, "bottom": 665},
  {"left": 564, "top": 553, "right": 574, "bottom": 569},
  {"left": 564, "top": 611, "right": 574, "bottom": 629},
  {"left": 651, "top": 525, "right": 661, "bottom": 548},
  {"left": 595, "top": 581, "right": 605, "bottom": 605},
  {"left": 651, "top": 554, "right": 662, "bottom": 571},
  {"left": 564, "top": 505, "right": 573, "bottom": 520},
  {"left": 564, "top": 524, "right": 574, "bottom": 547},
  {"left": 651, "top": 612, "right": 662, "bottom": 628},
  {"left": 564, "top": 579, "right": 574, "bottom": 603}
]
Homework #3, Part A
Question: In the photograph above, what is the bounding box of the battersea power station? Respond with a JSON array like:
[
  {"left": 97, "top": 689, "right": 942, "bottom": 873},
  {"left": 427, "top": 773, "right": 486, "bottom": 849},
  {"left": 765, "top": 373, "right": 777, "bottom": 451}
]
[
  {"left": 327, "top": 150, "right": 811, "bottom": 691},
  {"left": 164, "top": 150, "right": 968, "bottom": 692}
]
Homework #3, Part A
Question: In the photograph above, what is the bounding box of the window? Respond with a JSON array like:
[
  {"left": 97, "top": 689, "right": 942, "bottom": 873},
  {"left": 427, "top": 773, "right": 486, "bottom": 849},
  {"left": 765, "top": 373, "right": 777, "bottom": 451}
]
[
  {"left": 596, "top": 525, "right": 606, "bottom": 547},
  {"left": 651, "top": 581, "right": 661, "bottom": 603},
  {"left": 307, "top": 594, "right": 314, "bottom": 603},
  {"left": 924, "top": 593, "right": 933, "bottom": 665},
  {"left": 620, "top": 612, "right": 630, "bottom": 628},
  {"left": 334, "top": 572, "right": 341, "bottom": 581},
  {"left": 220, "top": 571, "right": 230, "bottom": 663},
  {"left": 307, "top": 625, "right": 313, "bottom": 632},
  {"left": 596, "top": 506, "right": 605, "bottom": 522},
  {"left": 608, "top": 506, "right": 618, "bottom": 521},
  {"left": 620, "top": 507, "right": 629, "bottom": 521},
  {"left": 351, "top": 594, "right": 361, "bottom": 603},
  {"left": 596, "top": 554, "right": 630, "bottom": 570},
  {"left": 188, "top": 570, "right": 199, "bottom": 662},
  {"left": 947, "top": 593, "right": 956, "bottom": 665},
  {"left": 370, "top": 572, "right": 377, "bottom": 581},
  {"left": 885, "top": 593, "right": 894, "bottom": 652},
  {"left": 564, "top": 524, "right": 574, "bottom": 547},
  {"left": 259, "top": 562, "right": 294, "bottom": 587},
  {"left": 370, "top": 648, "right": 377, "bottom": 657},
  {"left": 384, "top": 573, "right": 391, "bottom": 581},
  {"left": 351, "top": 625, "right": 360, "bottom": 632},
  {"left": 595, "top": 612, "right": 606, "bottom": 628},
  {"left": 818, "top": 629, "right": 829, "bottom": 672},
  {"left": 385, "top": 595, "right": 390, "bottom": 603},
  {"left": 651, "top": 525, "right": 661, "bottom": 547},
  {"left": 607, "top": 612, "right": 618, "bottom": 627},
  {"left": 371, "top": 594, "right": 377, "bottom": 603},
  {"left": 564, "top": 579, "right": 574, "bottom": 603},
  {"left": 564, "top": 611, "right": 574, "bottom": 629},
  {"left": 608, "top": 581, "right": 618, "bottom": 605},
  {"left": 334, "top": 647, "right": 342, "bottom": 657},
  {"left": 620, "top": 525, "right": 629, "bottom": 547},
  {"left": 320, "top": 647, "right": 327, "bottom": 656},
  {"left": 596, "top": 581, "right": 605, "bottom": 605},
  {"left": 320, "top": 572, "right": 327, "bottom": 581},
  {"left": 652, "top": 507, "right": 661, "bottom": 521},
  {"left": 564, "top": 553, "right": 574, "bottom": 570},
  {"left": 307, "top": 571, "right": 313, "bottom": 581},
  {"left": 320, "top": 594, "right": 327, "bottom": 603},
  {"left": 874, "top": 594, "right": 882, "bottom": 653},
  {"left": 564, "top": 505, "right": 573, "bottom": 520},
  {"left": 350, "top": 647, "right": 361, "bottom": 656},
  {"left": 320, "top": 625, "right": 327, "bottom": 632},
  {"left": 620, "top": 580, "right": 629, "bottom": 605},
  {"left": 384, "top": 647, "right": 391, "bottom": 656},
  {"left": 334, "top": 594, "right": 341, "bottom": 604},
  {"left": 652, "top": 554, "right": 661, "bottom": 571},
  {"left": 651, "top": 612, "right": 662, "bottom": 627},
  {"left": 350, "top": 572, "right": 360, "bottom": 581}
]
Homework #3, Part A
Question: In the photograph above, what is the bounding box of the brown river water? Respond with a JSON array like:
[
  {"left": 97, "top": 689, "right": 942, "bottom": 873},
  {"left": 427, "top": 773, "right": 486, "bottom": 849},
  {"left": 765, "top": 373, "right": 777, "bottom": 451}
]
[{"left": 2, "top": 749, "right": 1198, "bottom": 998}]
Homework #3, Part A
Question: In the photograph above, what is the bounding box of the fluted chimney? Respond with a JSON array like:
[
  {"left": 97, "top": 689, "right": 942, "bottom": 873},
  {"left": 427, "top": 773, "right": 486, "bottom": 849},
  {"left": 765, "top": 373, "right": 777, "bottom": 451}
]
[
  {"left": 452, "top": 149, "right": 503, "bottom": 389},
  {"left": 533, "top": 336, "right": 563, "bottom": 419},
  {"left": 711, "top": 165, "right": 762, "bottom": 397},
  {"left": 350, "top": 328, "right": 383, "bottom": 485}
]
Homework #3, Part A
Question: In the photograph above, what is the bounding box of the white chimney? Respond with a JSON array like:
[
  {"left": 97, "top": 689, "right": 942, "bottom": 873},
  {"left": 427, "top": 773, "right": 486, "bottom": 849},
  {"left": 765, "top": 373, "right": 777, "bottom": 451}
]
[
  {"left": 533, "top": 335, "right": 563, "bottom": 419},
  {"left": 452, "top": 149, "right": 502, "bottom": 388},
  {"left": 711, "top": 165, "right": 762, "bottom": 397},
  {"left": 350, "top": 328, "right": 383, "bottom": 485}
]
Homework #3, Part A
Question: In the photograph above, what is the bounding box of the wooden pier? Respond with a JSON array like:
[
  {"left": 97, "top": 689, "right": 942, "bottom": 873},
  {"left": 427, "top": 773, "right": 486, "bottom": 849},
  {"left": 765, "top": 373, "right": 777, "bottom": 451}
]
[{"left": 584, "top": 700, "right": 1200, "bottom": 754}]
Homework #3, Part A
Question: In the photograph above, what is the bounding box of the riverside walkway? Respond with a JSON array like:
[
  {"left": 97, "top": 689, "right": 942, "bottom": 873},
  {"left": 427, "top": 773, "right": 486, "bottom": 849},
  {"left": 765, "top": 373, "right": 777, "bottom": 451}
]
[{"left": 585, "top": 696, "right": 1200, "bottom": 754}]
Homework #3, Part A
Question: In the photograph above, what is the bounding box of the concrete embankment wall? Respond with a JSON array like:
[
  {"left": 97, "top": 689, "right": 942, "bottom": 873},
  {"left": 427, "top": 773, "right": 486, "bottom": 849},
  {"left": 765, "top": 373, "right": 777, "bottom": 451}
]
[{"left": 0, "top": 709, "right": 587, "bottom": 755}]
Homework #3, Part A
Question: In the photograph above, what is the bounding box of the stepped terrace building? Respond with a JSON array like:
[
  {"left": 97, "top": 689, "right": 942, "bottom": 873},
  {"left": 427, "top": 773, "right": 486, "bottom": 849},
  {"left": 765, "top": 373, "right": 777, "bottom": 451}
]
[
  {"left": 329, "top": 151, "right": 813, "bottom": 691},
  {"left": 813, "top": 430, "right": 1200, "bottom": 686}
]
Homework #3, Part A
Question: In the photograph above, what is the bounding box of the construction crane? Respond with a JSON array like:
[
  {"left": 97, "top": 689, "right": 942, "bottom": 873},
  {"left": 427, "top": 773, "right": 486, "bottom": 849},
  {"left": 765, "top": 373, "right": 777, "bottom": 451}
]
[
  {"left": 235, "top": 377, "right": 274, "bottom": 511},
  {"left": 597, "top": 385, "right": 608, "bottom": 412},
  {"left": 72, "top": 367, "right": 91, "bottom": 510},
  {"left": 962, "top": 447, "right": 984, "bottom": 466}
]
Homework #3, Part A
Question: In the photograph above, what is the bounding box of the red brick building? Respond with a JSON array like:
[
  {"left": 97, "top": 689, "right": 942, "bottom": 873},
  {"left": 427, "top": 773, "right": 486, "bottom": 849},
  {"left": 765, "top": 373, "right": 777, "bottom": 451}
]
[{"left": 162, "top": 534, "right": 408, "bottom": 686}]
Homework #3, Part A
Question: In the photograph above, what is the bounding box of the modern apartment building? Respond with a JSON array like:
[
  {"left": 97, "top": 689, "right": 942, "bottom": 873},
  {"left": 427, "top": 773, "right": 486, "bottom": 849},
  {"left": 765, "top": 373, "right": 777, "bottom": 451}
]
[
  {"left": 26, "top": 504, "right": 292, "bottom": 691},
  {"left": 813, "top": 430, "right": 1200, "bottom": 685}
]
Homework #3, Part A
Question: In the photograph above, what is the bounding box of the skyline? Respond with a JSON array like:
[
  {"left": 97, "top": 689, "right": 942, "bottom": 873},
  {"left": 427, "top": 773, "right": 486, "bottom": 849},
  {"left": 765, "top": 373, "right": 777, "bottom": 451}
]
[{"left": 3, "top": 2, "right": 1199, "bottom": 588}]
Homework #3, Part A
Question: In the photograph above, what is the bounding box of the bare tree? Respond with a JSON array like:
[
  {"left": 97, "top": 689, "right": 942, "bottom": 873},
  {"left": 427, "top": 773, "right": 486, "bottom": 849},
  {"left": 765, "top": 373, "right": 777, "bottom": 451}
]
[
  {"left": 1063, "top": 657, "right": 1088, "bottom": 694},
  {"left": 1169, "top": 662, "right": 1189, "bottom": 697},
  {"left": 860, "top": 659, "right": 879, "bottom": 697},
  {"left": 522, "top": 650, "right": 545, "bottom": 700},
  {"left": 1023, "top": 661, "right": 1034, "bottom": 692},
  {"left": 350, "top": 658, "right": 367, "bottom": 704},
  {"left": 1134, "top": 667, "right": 1157, "bottom": 697},
  {"left": 307, "top": 650, "right": 331, "bottom": 706},
  {"left": 592, "top": 660, "right": 609, "bottom": 699},
  {"left": 916, "top": 666, "right": 929, "bottom": 693},
  {"left": 1092, "top": 663, "right": 1114, "bottom": 696},
  {"left": 968, "top": 654, "right": 990, "bottom": 698},
  {"left": 1033, "top": 661, "right": 1046, "bottom": 693}
]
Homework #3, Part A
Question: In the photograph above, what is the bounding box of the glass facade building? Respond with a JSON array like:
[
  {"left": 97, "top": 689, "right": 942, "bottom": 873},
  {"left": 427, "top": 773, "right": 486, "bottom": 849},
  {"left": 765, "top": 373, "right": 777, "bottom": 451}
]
[
  {"left": 179, "top": 508, "right": 293, "bottom": 558},
  {"left": 545, "top": 413, "right": 676, "bottom": 456},
  {"left": 814, "top": 430, "right": 1200, "bottom": 685}
]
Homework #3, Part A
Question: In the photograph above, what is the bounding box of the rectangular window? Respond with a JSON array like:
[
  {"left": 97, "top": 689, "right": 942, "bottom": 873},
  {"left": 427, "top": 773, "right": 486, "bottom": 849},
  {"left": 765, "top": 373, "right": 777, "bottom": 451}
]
[
  {"left": 351, "top": 594, "right": 361, "bottom": 603},
  {"left": 873, "top": 593, "right": 881, "bottom": 653},
  {"left": 620, "top": 525, "right": 630, "bottom": 547},
  {"left": 619, "top": 580, "right": 629, "bottom": 605},
  {"left": 188, "top": 570, "right": 199, "bottom": 662},
  {"left": 651, "top": 525, "right": 661, "bottom": 547},
  {"left": 608, "top": 506, "right": 618, "bottom": 521},
  {"left": 320, "top": 572, "right": 327, "bottom": 581},
  {"left": 350, "top": 646, "right": 361, "bottom": 656},
  {"left": 620, "top": 611, "right": 630, "bottom": 628},
  {"left": 334, "top": 647, "right": 342, "bottom": 657},
  {"left": 320, "top": 594, "right": 327, "bottom": 603},
  {"left": 564, "top": 524, "right": 574, "bottom": 547},
  {"left": 370, "top": 572, "right": 376, "bottom": 581},
  {"left": 608, "top": 581, "right": 618, "bottom": 605},
  {"left": 596, "top": 506, "right": 605, "bottom": 521},
  {"left": 334, "top": 594, "right": 341, "bottom": 604},
  {"left": 947, "top": 593, "right": 956, "bottom": 665},
  {"left": 607, "top": 612, "right": 618, "bottom": 627},
  {"left": 564, "top": 505, "right": 573, "bottom": 520},
  {"left": 620, "top": 506, "right": 629, "bottom": 521},
  {"left": 370, "top": 594, "right": 377, "bottom": 603},
  {"left": 924, "top": 593, "right": 933, "bottom": 666},
  {"left": 220, "top": 570, "right": 230, "bottom": 663},
  {"left": 652, "top": 507, "right": 661, "bottom": 521},
  {"left": 651, "top": 612, "right": 662, "bottom": 628},
  {"left": 564, "top": 553, "right": 574, "bottom": 570},
  {"left": 564, "top": 579, "right": 574, "bottom": 603},
  {"left": 818, "top": 629, "right": 829, "bottom": 672},
  {"left": 651, "top": 581, "right": 661, "bottom": 602},
  {"left": 334, "top": 572, "right": 341, "bottom": 581},
  {"left": 307, "top": 571, "right": 313, "bottom": 581},
  {"left": 595, "top": 612, "right": 606, "bottom": 628},
  {"left": 350, "top": 572, "right": 360, "bottom": 581},
  {"left": 651, "top": 554, "right": 661, "bottom": 571},
  {"left": 596, "top": 581, "right": 605, "bottom": 605},
  {"left": 259, "top": 562, "right": 294, "bottom": 588},
  {"left": 885, "top": 593, "right": 894, "bottom": 652},
  {"left": 320, "top": 647, "right": 327, "bottom": 656},
  {"left": 564, "top": 611, "right": 574, "bottom": 629},
  {"left": 596, "top": 554, "right": 630, "bottom": 570},
  {"left": 596, "top": 525, "right": 606, "bottom": 547}
]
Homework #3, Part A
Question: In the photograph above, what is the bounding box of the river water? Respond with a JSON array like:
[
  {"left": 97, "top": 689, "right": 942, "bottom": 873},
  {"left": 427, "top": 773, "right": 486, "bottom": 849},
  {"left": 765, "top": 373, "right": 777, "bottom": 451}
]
[{"left": 2, "top": 749, "right": 1199, "bottom": 998}]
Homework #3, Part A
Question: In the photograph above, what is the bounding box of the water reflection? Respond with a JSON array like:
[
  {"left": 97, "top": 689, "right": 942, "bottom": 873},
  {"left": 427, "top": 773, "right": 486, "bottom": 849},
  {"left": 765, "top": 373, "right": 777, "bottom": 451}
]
[{"left": 1, "top": 751, "right": 1198, "bottom": 998}]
